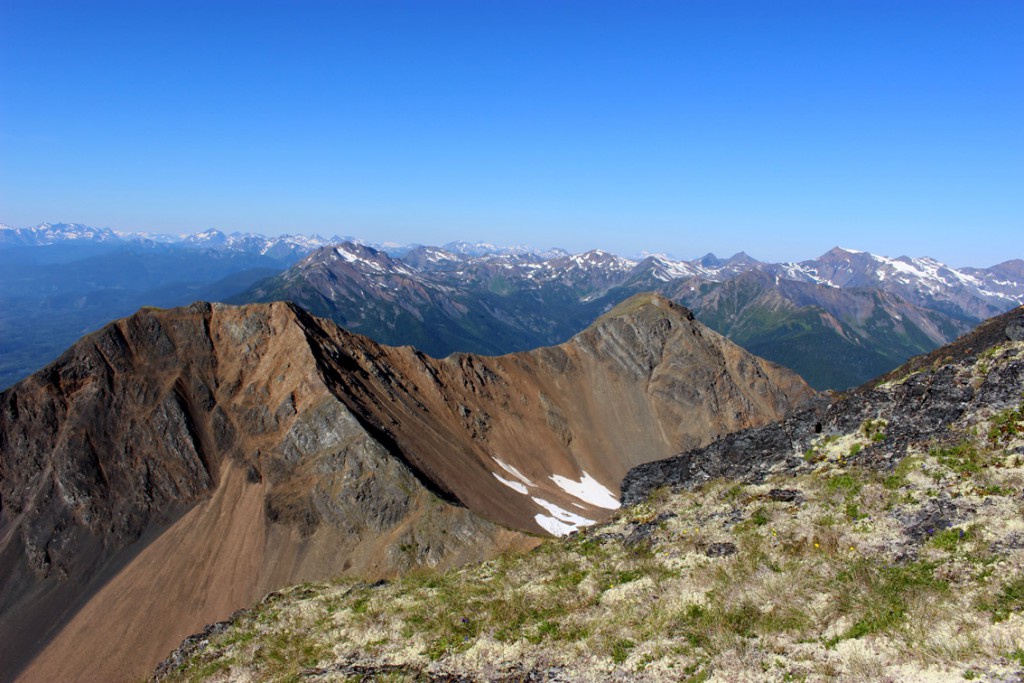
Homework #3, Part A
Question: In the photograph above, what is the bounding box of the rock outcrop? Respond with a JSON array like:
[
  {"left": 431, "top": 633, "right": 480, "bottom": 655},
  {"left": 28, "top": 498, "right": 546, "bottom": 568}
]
[{"left": 0, "top": 293, "right": 812, "bottom": 682}]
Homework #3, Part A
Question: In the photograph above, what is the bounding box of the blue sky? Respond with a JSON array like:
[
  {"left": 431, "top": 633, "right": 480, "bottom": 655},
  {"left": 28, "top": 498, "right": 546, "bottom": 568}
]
[{"left": 1, "top": 1, "right": 1021, "bottom": 265}]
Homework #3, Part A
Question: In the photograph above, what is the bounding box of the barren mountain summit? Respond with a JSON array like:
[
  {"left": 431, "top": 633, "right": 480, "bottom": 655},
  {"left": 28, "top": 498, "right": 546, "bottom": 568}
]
[{"left": 0, "top": 295, "right": 812, "bottom": 682}]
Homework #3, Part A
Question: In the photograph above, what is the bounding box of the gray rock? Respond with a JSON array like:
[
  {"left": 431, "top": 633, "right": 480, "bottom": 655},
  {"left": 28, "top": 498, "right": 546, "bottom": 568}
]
[
  {"left": 622, "top": 349, "right": 1024, "bottom": 507},
  {"left": 1007, "top": 317, "right": 1024, "bottom": 342},
  {"left": 152, "top": 613, "right": 240, "bottom": 681},
  {"left": 623, "top": 512, "right": 676, "bottom": 548},
  {"left": 768, "top": 488, "right": 803, "bottom": 503},
  {"left": 705, "top": 542, "right": 737, "bottom": 557},
  {"left": 901, "top": 498, "right": 958, "bottom": 543}
]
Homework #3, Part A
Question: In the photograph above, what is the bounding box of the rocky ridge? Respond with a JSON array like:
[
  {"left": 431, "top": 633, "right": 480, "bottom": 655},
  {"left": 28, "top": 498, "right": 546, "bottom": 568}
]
[{"left": 621, "top": 305, "right": 1024, "bottom": 504}]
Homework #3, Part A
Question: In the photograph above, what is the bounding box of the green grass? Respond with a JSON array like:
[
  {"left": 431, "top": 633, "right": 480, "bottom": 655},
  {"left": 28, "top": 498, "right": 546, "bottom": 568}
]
[
  {"left": 609, "top": 638, "right": 636, "bottom": 664},
  {"left": 828, "top": 560, "right": 947, "bottom": 646},
  {"left": 825, "top": 472, "right": 863, "bottom": 497},
  {"left": 980, "top": 576, "right": 1024, "bottom": 622},
  {"left": 861, "top": 418, "right": 888, "bottom": 442},
  {"left": 844, "top": 501, "right": 868, "bottom": 521},
  {"left": 752, "top": 506, "right": 771, "bottom": 526},
  {"left": 930, "top": 441, "right": 986, "bottom": 477},
  {"left": 673, "top": 598, "right": 812, "bottom": 652},
  {"left": 930, "top": 527, "right": 973, "bottom": 552},
  {"left": 548, "top": 562, "right": 588, "bottom": 590},
  {"left": 988, "top": 403, "right": 1024, "bottom": 445},
  {"left": 883, "top": 454, "right": 921, "bottom": 491}
]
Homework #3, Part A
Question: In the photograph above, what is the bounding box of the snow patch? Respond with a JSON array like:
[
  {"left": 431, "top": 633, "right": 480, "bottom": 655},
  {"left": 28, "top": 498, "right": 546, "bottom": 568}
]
[
  {"left": 646, "top": 257, "right": 698, "bottom": 281},
  {"left": 493, "top": 458, "right": 535, "bottom": 487},
  {"left": 492, "top": 472, "right": 529, "bottom": 495},
  {"left": 531, "top": 497, "right": 595, "bottom": 536},
  {"left": 534, "top": 514, "right": 580, "bottom": 536},
  {"left": 334, "top": 246, "right": 385, "bottom": 272},
  {"left": 549, "top": 471, "right": 621, "bottom": 509}
]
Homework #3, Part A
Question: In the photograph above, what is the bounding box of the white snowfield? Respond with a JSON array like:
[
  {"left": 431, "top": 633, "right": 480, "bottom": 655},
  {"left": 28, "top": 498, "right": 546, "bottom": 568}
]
[
  {"left": 332, "top": 245, "right": 385, "bottom": 272},
  {"left": 492, "top": 458, "right": 536, "bottom": 487},
  {"left": 531, "top": 497, "right": 596, "bottom": 536},
  {"left": 549, "top": 471, "right": 621, "bottom": 510},
  {"left": 488, "top": 461, "right": 617, "bottom": 534},
  {"left": 492, "top": 472, "right": 529, "bottom": 495}
]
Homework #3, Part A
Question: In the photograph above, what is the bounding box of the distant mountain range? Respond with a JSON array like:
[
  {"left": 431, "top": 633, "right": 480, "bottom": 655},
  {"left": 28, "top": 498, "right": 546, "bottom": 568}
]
[
  {"left": 2, "top": 222, "right": 1022, "bottom": 390},
  {"left": 0, "top": 222, "right": 341, "bottom": 252}
]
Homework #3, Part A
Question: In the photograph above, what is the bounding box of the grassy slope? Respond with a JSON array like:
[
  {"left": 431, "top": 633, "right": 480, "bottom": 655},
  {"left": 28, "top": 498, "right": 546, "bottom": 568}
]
[{"left": 158, "top": 344, "right": 1024, "bottom": 683}]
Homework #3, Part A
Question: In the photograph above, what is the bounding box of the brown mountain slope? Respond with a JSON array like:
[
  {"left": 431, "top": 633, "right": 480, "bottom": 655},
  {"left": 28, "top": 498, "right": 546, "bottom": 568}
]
[{"left": 0, "top": 293, "right": 812, "bottom": 682}]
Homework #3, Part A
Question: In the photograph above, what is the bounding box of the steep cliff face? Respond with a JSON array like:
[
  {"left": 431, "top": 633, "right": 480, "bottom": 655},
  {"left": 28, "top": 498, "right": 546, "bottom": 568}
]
[
  {"left": 297, "top": 293, "right": 812, "bottom": 536},
  {"left": 0, "top": 294, "right": 812, "bottom": 682}
]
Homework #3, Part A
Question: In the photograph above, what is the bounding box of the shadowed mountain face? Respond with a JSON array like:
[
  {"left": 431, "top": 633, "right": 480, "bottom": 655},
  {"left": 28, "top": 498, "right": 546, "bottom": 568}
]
[{"left": 0, "top": 294, "right": 812, "bottom": 682}]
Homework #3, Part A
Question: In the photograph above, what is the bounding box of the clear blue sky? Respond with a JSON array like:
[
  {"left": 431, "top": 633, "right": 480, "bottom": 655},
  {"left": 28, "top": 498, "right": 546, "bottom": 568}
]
[{"left": 1, "top": 1, "right": 1021, "bottom": 265}]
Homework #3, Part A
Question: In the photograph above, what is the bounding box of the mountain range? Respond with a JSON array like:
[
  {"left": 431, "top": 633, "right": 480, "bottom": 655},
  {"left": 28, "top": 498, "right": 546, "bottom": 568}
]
[
  {"left": 1, "top": 220, "right": 1021, "bottom": 680},
  {"left": 2, "top": 222, "right": 1023, "bottom": 391}
]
